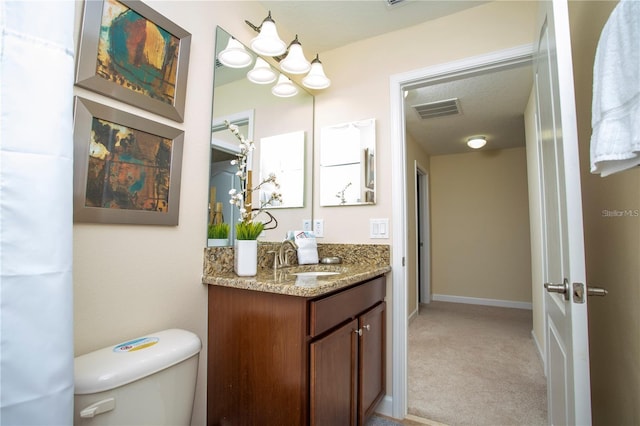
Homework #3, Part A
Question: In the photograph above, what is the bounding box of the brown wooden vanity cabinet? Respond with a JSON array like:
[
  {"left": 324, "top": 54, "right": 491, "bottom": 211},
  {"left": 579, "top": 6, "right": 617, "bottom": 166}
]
[{"left": 207, "top": 275, "right": 386, "bottom": 426}]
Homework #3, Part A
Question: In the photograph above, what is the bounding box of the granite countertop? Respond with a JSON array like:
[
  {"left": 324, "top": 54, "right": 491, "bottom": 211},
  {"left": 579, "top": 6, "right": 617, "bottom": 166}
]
[
  {"left": 202, "top": 243, "right": 391, "bottom": 298},
  {"left": 202, "top": 263, "right": 391, "bottom": 297}
]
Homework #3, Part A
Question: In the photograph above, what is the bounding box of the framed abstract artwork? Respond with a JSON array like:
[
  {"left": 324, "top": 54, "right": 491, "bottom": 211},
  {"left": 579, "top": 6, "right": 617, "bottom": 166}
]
[
  {"left": 76, "top": 0, "right": 191, "bottom": 122},
  {"left": 73, "top": 96, "right": 184, "bottom": 225}
]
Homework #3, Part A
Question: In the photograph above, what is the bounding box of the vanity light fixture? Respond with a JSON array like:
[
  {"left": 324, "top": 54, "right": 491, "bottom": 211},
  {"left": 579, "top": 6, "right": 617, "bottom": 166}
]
[
  {"left": 246, "top": 12, "right": 330, "bottom": 91},
  {"left": 272, "top": 74, "right": 298, "bottom": 97},
  {"left": 247, "top": 57, "right": 277, "bottom": 84},
  {"left": 302, "top": 54, "right": 331, "bottom": 89},
  {"left": 467, "top": 136, "right": 487, "bottom": 149},
  {"left": 218, "top": 37, "right": 253, "bottom": 68},
  {"left": 246, "top": 11, "right": 287, "bottom": 57},
  {"left": 280, "top": 35, "right": 311, "bottom": 74}
]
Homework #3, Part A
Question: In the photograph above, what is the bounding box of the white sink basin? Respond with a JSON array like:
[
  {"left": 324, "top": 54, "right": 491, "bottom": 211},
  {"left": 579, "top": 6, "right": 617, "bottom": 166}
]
[{"left": 291, "top": 271, "right": 340, "bottom": 277}]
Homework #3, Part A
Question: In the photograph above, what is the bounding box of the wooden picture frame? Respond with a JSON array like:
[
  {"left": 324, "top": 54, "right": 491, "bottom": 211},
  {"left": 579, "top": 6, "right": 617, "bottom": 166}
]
[
  {"left": 73, "top": 96, "right": 184, "bottom": 225},
  {"left": 76, "top": 0, "right": 191, "bottom": 122}
]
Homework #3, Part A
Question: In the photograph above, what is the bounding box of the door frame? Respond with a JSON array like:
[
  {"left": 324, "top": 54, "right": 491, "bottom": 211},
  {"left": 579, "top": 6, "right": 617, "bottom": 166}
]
[
  {"left": 415, "top": 163, "right": 430, "bottom": 306},
  {"left": 389, "top": 43, "right": 534, "bottom": 419},
  {"left": 211, "top": 109, "right": 255, "bottom": 163}
]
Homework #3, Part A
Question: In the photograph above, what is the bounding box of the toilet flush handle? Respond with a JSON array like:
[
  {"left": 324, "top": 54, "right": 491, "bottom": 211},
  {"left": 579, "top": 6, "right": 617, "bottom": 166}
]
[{"left": 80, "top": 397, "right": 115, "bottom": 418}]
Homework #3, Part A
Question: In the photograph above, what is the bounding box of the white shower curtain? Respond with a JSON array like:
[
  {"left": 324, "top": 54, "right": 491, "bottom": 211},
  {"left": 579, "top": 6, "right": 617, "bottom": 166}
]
[{"left": 1, "top": 1, "right": 75, "bottom": 424}]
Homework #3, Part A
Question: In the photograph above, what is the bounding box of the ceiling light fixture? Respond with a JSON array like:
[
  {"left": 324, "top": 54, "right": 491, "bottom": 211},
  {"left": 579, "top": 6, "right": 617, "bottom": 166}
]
[
  {"left": 280, "top": 35, "right": 311, "bottom": 74},
  {"left": 217, "top": 37, "right": 253, "bottom": 68},
  {"left": 246, "top": 11, "right": 287, "bottom": 57},
  {"left": 272, "top": 74, "right": 298, "bottom": 98},
  {"left": 467, "top": 136, "right": 487, "bottom": 149},
  {"left": 247, "top": 57, "right": 277, "bottom": 84},
  {"left": 302, "top": 55, "right": 331, "bottom": 89}
]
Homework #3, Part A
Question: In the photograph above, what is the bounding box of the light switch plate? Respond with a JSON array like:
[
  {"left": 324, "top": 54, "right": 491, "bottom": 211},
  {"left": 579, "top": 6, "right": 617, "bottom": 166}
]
[{"left": 370, "top": 218, "right": 389, "bottom": 239}]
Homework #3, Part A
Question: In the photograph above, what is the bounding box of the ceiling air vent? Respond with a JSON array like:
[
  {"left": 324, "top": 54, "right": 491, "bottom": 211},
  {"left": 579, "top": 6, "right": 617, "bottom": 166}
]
[
  {"left": 412, "top": 98, "right": 461, "bottom": 119},
  {"left": 385, "top": 0, "right": 406, "bottom": 7}
]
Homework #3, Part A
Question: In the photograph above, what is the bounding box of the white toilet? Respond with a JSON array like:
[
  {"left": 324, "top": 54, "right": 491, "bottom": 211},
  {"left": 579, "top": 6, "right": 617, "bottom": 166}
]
[{"left": 74, "top": 329, "right": 201, "bottom": 425}]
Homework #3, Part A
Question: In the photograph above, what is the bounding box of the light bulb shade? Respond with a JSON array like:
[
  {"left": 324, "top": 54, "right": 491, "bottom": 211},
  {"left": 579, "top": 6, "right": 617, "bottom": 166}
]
[
  {"left": 218, "top": 38, "right": 252, "bottom": 68},
  {"left": 251, "top": 20, "right": 286, "bottom": 57},
  {"left": 280, "top": 41, "right": 311, "bottom": 74},
  {"left": 467, "top": 137, "right": 487, "bottom": 149},
  {"left": 272, "top": 74, "right": 298, "bottom": 97},
  {"left": 247, "top": 57, "right": 277, "bottom": 84},
  {"left": 302, "top": 56, "right": 331, "bottom": 90}
]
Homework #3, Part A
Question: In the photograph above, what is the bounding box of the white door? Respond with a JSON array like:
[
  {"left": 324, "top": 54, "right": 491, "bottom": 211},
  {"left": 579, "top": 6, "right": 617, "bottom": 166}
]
[{"left": 535, "top": 1, "right": 591, "bottom": 424}]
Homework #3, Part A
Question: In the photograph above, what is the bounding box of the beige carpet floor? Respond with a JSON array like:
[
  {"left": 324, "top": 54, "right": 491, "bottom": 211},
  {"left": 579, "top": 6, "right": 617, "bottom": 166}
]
[{"left": 408, "top": 301, "right": 547, "bottom": 426}]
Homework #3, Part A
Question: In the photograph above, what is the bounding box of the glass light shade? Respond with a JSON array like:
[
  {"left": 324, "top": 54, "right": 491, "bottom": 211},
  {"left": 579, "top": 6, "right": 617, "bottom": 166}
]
[
  {"left": 272, "top": 74, "right": 298, "bottom": 98},
  {"left": 280, "top": 41, "right": 311, "bottom": 74},
  {"left": 467, "top": 137, "right": 487, "bottom": 149},
  {"left": 218, "top": 38, "right": 252, "bottom": 68},
  {"left": 251, "top": 20, "right": 286, "bottom": 57},
  {"left": 302, "top": 56, "right": 331, "bottom": 90},
  {"left": 247, "top": 57, "right": 277, "bottom": 84}
]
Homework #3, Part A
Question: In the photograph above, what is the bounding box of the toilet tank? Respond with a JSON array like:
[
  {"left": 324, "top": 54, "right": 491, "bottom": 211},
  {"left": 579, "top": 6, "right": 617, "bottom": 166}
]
[{"left": 74, "top": 329, "right": 201, "bottom": 426}]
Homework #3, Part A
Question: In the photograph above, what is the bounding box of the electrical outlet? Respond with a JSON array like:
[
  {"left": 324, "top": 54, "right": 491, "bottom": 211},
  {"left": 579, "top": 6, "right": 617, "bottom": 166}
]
[
  {"left": 313, "top": 219, "right": 324, "bottom": 238},
  {"left": 302, "top": 219, "right": 312, "bottom": 232}
]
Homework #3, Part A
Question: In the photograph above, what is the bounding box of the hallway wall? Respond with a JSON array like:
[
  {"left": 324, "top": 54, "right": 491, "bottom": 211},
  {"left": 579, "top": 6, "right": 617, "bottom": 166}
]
[
  {"left": 429, "top": 147, "right": 533, "bottom": 304},
  {"left": 406, "top": 132, "right": 431, "bottom": 316}
]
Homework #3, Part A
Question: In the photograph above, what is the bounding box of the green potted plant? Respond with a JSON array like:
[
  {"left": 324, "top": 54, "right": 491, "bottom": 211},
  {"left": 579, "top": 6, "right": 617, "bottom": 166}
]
[{"left": 207, "top": 222, "right": 230, "bottom": 247}]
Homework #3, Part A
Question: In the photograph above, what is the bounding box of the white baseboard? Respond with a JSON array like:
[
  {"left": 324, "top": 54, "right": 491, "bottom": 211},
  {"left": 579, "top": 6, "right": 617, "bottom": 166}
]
[
  {"left": 431, "top": 294, "right": 532, "bottom": 310},
  {"left": 375, "top": 395, "right": 393, "bottom": 418},
  {"left": 531, "top": 329, "right": 547, "bottom": 377},
  {"left": 408, "top": 307, "right": 419, "bottom": 323}
]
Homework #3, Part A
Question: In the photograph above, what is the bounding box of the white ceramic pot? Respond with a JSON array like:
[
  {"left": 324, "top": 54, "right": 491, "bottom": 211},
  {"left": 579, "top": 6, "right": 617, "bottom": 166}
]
[
  {"left": 208, "top": 238, "right": 229, "bottom": 247},
  {"left": 234, "top": 239, "right": 258, "bottom": 276}
]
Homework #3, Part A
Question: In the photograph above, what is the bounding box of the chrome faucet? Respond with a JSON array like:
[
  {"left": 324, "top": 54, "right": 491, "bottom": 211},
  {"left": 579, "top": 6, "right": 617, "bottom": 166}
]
[{"left": 274, "top": 239, "right": 298, "bottom": 269}]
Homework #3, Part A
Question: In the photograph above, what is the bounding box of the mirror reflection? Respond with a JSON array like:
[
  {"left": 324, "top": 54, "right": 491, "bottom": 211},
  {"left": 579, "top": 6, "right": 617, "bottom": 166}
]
[
  {"left": 209, "top": 27, "right": 314, "bottom": 245},
  {"left": 210, "top": 112, "right": 253, "bottom": 243},
  {"left": 320, "top": 119, "right": 376, "bottom": 206},
  {"left": 259, "top": 131, "right": 305, "bottom": 208}
]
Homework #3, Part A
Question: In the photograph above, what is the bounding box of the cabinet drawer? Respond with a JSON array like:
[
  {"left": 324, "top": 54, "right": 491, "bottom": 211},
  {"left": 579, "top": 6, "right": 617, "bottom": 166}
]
[{"left": 310, "top": 276, "right": 385, "bottom": 337}]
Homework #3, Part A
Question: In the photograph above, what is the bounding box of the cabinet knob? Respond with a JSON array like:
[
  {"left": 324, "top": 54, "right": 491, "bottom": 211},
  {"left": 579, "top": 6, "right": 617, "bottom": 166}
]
[{"left": 355, "top": 325, "right": 371, "bottom": 336}]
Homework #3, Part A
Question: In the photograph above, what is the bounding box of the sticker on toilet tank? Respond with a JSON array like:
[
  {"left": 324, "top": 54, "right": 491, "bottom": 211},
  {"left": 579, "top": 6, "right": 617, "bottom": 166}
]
[{"left": 113, "top": 337, "right": 159, "bottom": 353}]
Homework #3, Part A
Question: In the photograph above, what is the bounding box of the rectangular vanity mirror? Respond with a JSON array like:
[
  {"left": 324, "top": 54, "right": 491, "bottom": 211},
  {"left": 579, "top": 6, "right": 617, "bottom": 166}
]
[
  {"left": 209, "top": 27, "right": 314, "bottom": 244},
  {"left": 320, "top": 118, "right": 376, "bottom": 206}
]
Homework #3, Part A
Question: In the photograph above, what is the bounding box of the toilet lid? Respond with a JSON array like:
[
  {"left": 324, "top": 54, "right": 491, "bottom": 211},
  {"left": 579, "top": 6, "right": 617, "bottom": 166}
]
[{"left": 74, "top": 328, "right": 201, "bottom": 394}]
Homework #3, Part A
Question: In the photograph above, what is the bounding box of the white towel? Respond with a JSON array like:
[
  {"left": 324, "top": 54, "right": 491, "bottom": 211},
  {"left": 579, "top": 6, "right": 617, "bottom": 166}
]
[
  {"left": 291, "top": 230, "right": 319, "bottom": 265},
  {"left": 590, "top": 0, "right": 640, "bottom": 177}
]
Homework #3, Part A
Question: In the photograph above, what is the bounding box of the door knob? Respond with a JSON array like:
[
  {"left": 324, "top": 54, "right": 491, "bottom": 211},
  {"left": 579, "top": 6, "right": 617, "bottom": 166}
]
[
  {"left": 544, "top": 279, "right": 569, "bottom": 300},
  {"left": 573, "top": 283, "right": 608, "bottom": 303},
  {"left": 545, "top": 279, "right": 608, "bottom": 303},
  {"left": 587, "top": 286, "right": 608, "bottom": 297}
]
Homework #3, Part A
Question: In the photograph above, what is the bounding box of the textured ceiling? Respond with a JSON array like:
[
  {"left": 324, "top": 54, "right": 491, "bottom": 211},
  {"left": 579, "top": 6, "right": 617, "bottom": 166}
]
[
  {"left": 236, "top": 1, "right": 534, "bottom": 155},
  {"left": 257, "top": 0, "right": 488, "bottom": 54},
  {"left": 404, "top": 64, "right": 533, "bottom": 155}
]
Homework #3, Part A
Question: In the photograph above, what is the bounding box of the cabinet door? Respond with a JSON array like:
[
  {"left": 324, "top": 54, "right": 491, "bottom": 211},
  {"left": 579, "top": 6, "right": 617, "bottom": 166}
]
[
  {"left": 310, "top": 318, "right": 358, "bottom": 426},
  {"left": 358, "top": 302, "right": 386, "bottom": 424}
]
